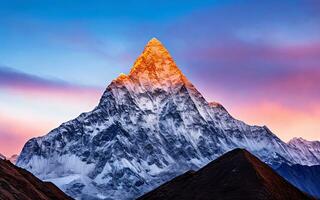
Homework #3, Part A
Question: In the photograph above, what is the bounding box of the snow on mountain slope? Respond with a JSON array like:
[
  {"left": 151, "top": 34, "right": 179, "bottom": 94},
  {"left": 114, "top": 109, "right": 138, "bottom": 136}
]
[
  {"left": 288, "top": 137, "right": 320, "bottom": 164},
  {"left": 0, "top": 153, "right": 5, "bottom": 160},
  {"left": 17, "top": 38, "right": 320, "bottom": 200}
]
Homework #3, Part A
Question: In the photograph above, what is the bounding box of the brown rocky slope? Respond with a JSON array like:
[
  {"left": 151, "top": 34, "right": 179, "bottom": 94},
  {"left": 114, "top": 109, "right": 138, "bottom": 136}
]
[{"left": 0, "top": 159, "right": 73, "bottom": 200}]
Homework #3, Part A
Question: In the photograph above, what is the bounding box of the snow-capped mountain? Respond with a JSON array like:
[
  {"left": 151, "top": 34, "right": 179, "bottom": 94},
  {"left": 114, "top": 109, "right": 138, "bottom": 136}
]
[
  {"left": 288, "top": 137, "right": 320, "bottom": 162},
  {"left": 0, "top": 153, "right": 5, "bottom": 160},
  {"left": 17, "top": 38, "right": 320, "bottom": 199}
]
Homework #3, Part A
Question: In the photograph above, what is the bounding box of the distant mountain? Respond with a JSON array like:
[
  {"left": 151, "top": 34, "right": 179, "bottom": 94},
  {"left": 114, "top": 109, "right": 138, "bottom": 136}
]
[
  {"left": 288, "top": 138, "right": 320, "bottom": 163},
  {"left": 276, "top": 163, "right": 320, "bottom": 199},
  {"left": 17, "top": 38, "right": 320, "bottom": 199},
  {"left": 138, "top": 148, "right": 314, "bottom": 200},
  {"left": 275, "top": 138, "right": 320, "bottom": 198},
  {"left": 8, "top": 154, "right": 19, "bottom": 164},
  {"left": 0, "top": 158, "right": 73, "bottom": 200},
  {"left": 0, "top": 153, "right": 19, "bottom": 164}
]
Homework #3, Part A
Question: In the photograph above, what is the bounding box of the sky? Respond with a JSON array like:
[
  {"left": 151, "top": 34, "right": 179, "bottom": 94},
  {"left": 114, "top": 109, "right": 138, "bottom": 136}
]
[{"left": 0, "top": 0, "right": 319, "bottom": 156}]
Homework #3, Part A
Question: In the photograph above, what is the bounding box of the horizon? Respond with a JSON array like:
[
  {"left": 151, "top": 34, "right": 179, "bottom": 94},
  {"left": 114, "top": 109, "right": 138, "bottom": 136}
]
[{"left": 1, "top": 0, "right": 320, "bottom": 156}]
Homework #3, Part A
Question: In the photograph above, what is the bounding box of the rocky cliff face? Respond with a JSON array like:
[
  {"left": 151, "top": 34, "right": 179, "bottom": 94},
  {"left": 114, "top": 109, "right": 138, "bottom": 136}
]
[{"left": 17, "top": 38, "right": 320, "bottom": 199}]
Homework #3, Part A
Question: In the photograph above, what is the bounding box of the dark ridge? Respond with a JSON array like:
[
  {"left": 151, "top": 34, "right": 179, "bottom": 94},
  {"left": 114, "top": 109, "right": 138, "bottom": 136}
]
[
  {"left": 138, "top": 148, "right": 315, "bottom": 200},
  {"left": 0, "top": 159, "right": 73, "bottom": 200}
]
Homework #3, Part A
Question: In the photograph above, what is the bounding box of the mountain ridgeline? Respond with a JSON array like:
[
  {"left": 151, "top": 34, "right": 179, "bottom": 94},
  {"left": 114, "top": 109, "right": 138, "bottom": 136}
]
[{"left": 17, "top": 38, "right": 320, "bottom": 199}]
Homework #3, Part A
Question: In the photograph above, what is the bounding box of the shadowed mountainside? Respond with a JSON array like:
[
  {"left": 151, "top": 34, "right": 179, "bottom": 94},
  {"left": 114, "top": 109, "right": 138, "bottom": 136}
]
[
  {"left": 276, "top": 163, "right": 320, "bottom": 199},
  {"left": 138, "top": 148, "right": 315, "bottom": 200},
  {"left": 0, "top": 159, "right": 73, "bottom": 200}
]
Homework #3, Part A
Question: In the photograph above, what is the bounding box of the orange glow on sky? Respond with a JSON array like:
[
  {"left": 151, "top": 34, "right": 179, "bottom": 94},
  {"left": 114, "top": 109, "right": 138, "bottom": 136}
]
[{"left": 229, "top": 101, "right": 320, "bottom": 142}]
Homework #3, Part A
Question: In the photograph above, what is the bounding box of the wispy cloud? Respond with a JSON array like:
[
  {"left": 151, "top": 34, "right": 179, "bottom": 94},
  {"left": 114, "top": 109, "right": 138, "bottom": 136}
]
[
  {"left": 178, "top": 38, "right": 320, "bottom": 110},
  {"left": 0, "top": 66, "right": 103, "bottom": 100},
  {"left": 0, "top": 67, "right": 104, "bottom": 155},
  {"left": 183, "top": 41, "right": 320, "bottom": 66}
]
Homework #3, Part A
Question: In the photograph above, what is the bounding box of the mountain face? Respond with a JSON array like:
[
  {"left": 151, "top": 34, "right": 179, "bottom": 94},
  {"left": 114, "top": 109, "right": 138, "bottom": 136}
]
[
  {"left": 17, "top": 38, "right": 320, "bottom": 199},
  {"left": 138, "top": 149, "right": 314, "bottom": 200},
  {"left": 276, "top": 163, "right": 320, "bottom": 199},
  {"left": 288, "top": 138, "right": 320, "bottom": 163},
  {"left": 279, "top": 138, "right": 320, "bottom": 198},
  {"left": 0, "top": 159, "right": 73, "bottom": 200}
]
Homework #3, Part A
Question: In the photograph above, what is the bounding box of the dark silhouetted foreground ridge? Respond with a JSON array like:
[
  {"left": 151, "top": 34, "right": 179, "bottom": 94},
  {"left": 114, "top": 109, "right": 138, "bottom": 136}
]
[
  {"left": 138, "top": 148, "right": 315, "bottom": 200},
  {"left": 0, "top": 159, "right": 73, "bottom": 200}
]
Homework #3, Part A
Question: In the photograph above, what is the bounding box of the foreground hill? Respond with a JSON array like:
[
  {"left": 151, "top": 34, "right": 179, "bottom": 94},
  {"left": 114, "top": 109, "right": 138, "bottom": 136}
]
[
  {"left": 138, "top": 149, "right": 314, "bottom": 200},
  {"left": 0, "top": 159, "right": 73, "bottom": 200},
  {"left": 17, "top": 38, "right": 320, "bottom": 199}
]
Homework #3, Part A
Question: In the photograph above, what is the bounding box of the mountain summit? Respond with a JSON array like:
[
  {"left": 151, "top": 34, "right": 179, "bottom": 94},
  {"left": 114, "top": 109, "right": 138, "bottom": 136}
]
[
  {"left": 114, "top": 38, "right": 186, "bottom": 93},
  {"left": 17, "top": 38, "right": 320, "bottom": 199},
  {"left": 129, "top": 37, "right": 183, "bottom": 78}
]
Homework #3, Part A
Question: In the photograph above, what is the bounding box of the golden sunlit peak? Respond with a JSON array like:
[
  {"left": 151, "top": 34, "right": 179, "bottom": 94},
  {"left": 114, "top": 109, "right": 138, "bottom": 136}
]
[
  {"left": 144, "top": 37, "right": 166, "bottom": 50},
  {"left": 129, "top": 37, "right": 178, "bottom": 75},
  {"left": 124, "top": 37, "right": 188, "bottom": 90},
  {"left": 147, "top": 37, "right": 162, "bottom": 45},
  {"left": 118, "top": 73, "right": 127, "bottom": 78}
]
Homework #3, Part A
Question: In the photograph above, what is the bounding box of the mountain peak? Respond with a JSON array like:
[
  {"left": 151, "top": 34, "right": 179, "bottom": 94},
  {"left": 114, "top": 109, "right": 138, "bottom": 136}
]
[
  {"left": 146, "top": 37, "right": 162, "bottom": 47},
  {"left": 288, "top": 137, "right": 320, "bottom": 154},
  {"left": 124, "top": 38, "right": 185, "bottom": 91},
  {"left": 288, "top": 137, "right": 316, "bottom": 146}
]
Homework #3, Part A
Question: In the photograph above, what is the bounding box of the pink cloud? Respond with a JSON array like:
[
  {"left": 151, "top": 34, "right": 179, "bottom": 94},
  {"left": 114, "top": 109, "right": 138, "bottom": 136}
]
[
  {"left": 264, "top": 69, "right": 320, "bottom": 102},
  {"left": 183, "top": 37, "right": 320, "bottom": 109}
]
